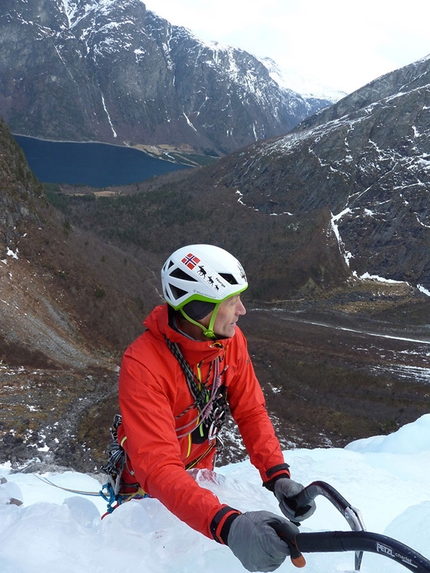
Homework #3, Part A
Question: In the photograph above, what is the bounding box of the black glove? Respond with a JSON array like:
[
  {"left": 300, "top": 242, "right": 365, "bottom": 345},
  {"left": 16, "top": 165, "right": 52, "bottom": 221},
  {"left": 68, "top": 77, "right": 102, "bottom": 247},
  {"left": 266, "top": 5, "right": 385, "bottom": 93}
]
[
  {"left": 273, "top": 477, "right": 316, "bottom": 523},
  {"left": 227, "top": 510, "right": 298, "bottom": 572}
]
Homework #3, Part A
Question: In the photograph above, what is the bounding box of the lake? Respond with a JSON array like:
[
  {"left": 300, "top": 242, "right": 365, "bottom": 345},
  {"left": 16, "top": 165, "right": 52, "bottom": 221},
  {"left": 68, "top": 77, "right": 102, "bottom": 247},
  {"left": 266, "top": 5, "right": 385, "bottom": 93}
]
[{"left": 13, "top": 135, "right": 191, "bottom": 187}]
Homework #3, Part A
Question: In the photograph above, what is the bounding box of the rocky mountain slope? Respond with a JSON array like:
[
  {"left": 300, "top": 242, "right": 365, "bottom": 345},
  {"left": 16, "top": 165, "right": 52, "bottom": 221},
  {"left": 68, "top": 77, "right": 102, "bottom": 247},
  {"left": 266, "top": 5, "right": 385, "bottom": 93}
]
[
  {"left": 210, "top": 55, "right": 430, "bottom": 292},
  {"left": 0, "top": 0, "right": 333, "bottom": 155},
  {"left": 0, "top": 116, "right": 164, "bottom": 470}
]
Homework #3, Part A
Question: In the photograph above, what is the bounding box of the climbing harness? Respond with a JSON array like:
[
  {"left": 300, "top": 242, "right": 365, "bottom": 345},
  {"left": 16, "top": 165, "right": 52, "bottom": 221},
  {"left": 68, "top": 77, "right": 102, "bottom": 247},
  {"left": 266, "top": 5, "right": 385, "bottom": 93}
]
[
  {"left": 35, "top": 335, "right": 231, "bottom": 516},
  {"left": 100, "top": 339, "right": 229, "bottom": 514}
]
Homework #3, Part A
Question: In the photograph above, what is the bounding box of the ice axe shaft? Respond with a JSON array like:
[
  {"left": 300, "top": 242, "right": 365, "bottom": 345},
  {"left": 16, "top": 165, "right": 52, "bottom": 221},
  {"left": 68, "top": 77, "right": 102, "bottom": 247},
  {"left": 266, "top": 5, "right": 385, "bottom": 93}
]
[{"left": 274, "top": 525, "right": 430, "bottom": 573}]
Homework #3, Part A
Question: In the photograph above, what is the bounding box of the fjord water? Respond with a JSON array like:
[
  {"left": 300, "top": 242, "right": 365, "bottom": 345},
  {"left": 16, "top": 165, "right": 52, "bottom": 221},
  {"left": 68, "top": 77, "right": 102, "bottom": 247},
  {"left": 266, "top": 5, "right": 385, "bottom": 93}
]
[{"left": 14, "top": 135, "right": 190, "bottom": 187}]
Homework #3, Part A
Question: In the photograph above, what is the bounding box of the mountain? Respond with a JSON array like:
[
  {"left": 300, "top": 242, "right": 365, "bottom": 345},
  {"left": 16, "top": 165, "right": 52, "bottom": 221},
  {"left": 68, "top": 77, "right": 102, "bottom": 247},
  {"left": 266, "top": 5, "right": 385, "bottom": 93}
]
[
  {"left": 207, "top": 55, "right": 430, "bottom": 292},
  {"left": 0, "top": 0, "right": 335, "bottom": 155},
  {"left": 260, "top": 56, "right": 346, "bottom": 104}
]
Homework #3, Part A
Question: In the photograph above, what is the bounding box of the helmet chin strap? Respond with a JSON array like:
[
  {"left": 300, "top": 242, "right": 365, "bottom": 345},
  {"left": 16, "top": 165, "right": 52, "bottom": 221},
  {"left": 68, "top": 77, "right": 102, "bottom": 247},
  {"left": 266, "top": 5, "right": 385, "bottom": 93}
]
[{"left": 180, "top": 302, "right": 221, "bottom": 340}]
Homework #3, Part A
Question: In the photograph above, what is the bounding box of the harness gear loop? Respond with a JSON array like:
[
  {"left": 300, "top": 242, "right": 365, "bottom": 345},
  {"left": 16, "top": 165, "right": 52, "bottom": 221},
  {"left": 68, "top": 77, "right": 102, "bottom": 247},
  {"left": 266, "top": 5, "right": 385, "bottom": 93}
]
[{"left": 100, "top": 414, "right": 147, "bottom": 514}]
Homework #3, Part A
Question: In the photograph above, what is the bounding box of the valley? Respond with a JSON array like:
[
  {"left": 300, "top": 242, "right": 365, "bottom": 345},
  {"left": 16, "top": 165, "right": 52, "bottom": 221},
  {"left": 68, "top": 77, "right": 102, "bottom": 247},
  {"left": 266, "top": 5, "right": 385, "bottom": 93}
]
[
  {"left": 245, "top": 295, "right": 429, "bottom": 446},
  {"left": 1, "top": 281, "right": 428, "bottom": 473}
]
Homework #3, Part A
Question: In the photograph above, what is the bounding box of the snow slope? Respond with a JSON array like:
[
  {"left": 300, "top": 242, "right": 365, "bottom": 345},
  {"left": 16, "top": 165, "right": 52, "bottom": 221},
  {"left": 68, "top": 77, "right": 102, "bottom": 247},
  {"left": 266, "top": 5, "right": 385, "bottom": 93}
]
[{"left": 1, "top": 415, "right": 430, "bottom": 573}]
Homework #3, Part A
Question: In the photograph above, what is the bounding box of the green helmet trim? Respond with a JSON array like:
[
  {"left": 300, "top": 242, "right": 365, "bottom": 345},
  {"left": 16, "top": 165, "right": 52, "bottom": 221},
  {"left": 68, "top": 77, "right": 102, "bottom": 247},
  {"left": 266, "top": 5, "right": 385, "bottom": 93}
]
[
  {"left": 177, "top": 284, "right": 248, "bottom": 339},
  {"left": 169, "top": 284, "right": 248, "bottom": 312},
  {"left": 179, "top": 302, "right": 221, "bottom": 339}
]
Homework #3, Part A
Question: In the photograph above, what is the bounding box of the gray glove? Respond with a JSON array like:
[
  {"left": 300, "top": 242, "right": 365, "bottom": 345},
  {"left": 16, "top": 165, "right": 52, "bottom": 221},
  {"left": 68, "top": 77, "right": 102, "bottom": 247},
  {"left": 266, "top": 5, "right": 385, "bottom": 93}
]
[
  {"left": 274, "top": 478, "right": 316, "bottom": 523},
  {"left": 227, "top": 510, "right": 298, "bottom": 572}
]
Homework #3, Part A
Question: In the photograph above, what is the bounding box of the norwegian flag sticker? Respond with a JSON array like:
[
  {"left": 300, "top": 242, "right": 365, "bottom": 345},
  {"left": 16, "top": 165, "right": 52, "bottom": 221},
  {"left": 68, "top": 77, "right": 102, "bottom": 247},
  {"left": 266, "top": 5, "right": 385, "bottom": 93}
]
[{"left": 182, "top": 253, "right": 200, "bottom": 269}]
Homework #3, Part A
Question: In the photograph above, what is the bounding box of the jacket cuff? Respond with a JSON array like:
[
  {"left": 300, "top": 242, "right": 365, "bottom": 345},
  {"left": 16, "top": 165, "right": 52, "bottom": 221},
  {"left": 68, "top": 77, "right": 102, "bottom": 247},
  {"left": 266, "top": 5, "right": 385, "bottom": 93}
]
[
  {"left": 263, "top": 463, "right": 291, "bottom": 492},
  {"left": 210, "top": 505, "right": 241, "bottom": 545}
]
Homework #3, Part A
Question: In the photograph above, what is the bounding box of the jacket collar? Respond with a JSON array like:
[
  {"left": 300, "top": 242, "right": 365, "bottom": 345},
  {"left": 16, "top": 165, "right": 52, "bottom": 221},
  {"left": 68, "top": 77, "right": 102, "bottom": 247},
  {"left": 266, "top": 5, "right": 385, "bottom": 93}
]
[{"left": 144, "top": 304, "right": 228, "bottom": 365}]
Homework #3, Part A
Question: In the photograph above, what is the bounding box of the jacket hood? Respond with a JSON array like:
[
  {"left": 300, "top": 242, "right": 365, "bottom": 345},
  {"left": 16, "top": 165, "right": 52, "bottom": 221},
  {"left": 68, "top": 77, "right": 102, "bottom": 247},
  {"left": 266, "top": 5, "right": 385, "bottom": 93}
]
[{"left": 144, "top": 304, "right": 229, "bottom": 365}]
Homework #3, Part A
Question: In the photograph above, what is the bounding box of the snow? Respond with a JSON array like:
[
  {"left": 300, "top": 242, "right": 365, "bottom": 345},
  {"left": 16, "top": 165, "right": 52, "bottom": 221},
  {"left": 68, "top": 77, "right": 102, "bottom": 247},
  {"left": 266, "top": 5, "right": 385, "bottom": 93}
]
[
  {"left": 6, "top": 248, "right": 18, "bottom": 260},
  {"left": 101, "top": 92, "right": 117, "bottom": 138},
  {"left": 331, "top": 209, "right": 354, "bottom": 267},
  {"left": 1, "top": 414, "right": 430, "bottom": 573},
  {"left": 359, "top": 272, "right": 406, "bottom": 285},
  {"left": 418, "top": 284, "right": 430, "bottom": 297},
  {"left": 183, "top": 111, "right": 198, "bottom": 132}
]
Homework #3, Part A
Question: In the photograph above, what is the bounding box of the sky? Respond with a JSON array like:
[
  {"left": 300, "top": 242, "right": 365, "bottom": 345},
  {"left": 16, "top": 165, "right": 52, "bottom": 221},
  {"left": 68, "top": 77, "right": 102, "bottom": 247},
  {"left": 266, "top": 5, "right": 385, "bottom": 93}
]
[
  {"left": 1, "top": 414, "right": 430, "bottom": 572},
  {"left": 142, "top": 0, "right": 430, "bottom": 94}
]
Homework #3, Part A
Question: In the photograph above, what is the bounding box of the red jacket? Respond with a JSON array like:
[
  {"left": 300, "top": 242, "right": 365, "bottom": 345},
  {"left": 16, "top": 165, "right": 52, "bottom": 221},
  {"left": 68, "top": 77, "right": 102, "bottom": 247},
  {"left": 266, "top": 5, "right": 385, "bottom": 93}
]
[{"left": 118, "top": 304, "right": 287, "bottom": 539}]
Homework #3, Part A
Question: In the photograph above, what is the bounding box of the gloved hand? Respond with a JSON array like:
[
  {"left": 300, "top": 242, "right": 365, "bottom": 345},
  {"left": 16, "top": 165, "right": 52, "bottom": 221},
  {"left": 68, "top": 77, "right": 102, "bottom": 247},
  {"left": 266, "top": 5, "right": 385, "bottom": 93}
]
[
  {"left": 274, "top": 477, "right": 316, "bottom": 523},
  {"left": 227, "top": 510, "right": 299, "bottom": 572}
]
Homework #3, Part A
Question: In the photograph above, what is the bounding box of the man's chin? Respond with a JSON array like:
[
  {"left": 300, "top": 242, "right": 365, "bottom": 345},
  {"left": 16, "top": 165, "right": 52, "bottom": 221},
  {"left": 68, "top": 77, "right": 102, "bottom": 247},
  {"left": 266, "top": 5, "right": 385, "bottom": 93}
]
[{"left": 214, "top": 327, "right": 237, "bottom": 339}]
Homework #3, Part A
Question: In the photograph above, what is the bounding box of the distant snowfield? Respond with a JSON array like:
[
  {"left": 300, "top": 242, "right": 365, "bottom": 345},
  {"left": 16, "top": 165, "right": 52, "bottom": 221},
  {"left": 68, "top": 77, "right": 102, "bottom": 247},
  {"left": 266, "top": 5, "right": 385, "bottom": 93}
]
[{"left": 1, "top": 415, "right": 430, "bottom": 573}]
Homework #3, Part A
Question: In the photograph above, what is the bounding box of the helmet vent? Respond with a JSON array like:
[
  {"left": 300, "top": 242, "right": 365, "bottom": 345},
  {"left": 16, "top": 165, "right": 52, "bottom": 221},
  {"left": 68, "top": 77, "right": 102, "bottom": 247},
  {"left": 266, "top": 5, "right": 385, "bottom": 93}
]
[
  {"left": 219, "top": 273, "right": 238, "bottom": 285},
  {"left": 171, "top": 268, "right": 198, "bottom": 282},
  {"left": 170, "top": 285, "right": 188, "bottom": 301}
]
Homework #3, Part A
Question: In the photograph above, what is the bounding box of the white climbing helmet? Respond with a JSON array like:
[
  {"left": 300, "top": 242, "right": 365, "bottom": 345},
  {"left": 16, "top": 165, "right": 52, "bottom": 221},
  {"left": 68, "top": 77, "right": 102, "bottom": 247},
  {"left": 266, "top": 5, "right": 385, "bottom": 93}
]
[{"left": 161, "top": 244, "right": 248, "bottom": 310}]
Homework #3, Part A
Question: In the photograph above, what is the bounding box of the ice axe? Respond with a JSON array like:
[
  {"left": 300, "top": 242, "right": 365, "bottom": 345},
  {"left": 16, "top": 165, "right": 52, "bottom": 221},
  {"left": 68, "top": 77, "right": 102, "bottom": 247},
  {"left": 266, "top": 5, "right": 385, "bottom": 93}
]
[{"left": 272, "top": 480, "right": 430, "bottom": 572}]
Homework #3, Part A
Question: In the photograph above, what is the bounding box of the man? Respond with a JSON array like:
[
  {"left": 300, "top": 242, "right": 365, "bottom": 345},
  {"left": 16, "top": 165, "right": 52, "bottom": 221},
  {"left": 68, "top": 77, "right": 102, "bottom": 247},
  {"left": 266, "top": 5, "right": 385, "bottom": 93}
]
[{"left": 117, "top": 244, "right": 315, "bottom": 572}]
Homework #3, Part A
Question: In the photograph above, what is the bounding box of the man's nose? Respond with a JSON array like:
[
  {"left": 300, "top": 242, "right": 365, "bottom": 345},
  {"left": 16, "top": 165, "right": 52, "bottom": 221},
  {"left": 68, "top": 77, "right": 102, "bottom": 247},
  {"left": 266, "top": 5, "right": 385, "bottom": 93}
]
[{"left": 236, "top": 299, "right": 246, "bottom": 315}]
